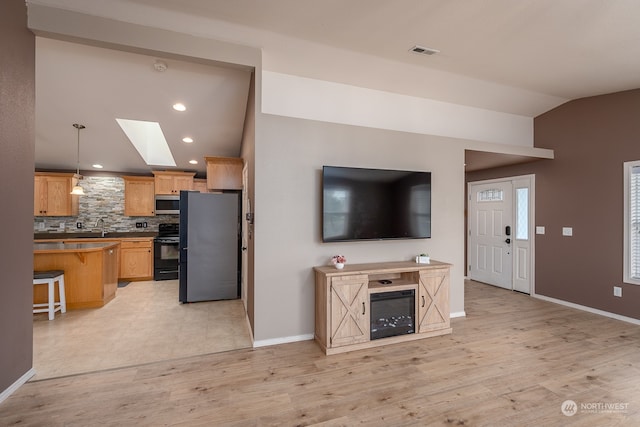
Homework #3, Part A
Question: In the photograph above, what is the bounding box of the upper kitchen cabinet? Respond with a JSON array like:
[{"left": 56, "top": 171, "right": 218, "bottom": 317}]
[
  {"left": 193, "top": 179, "right": 209, "bottom": 193},
  {"left": 205, "top": 156, "right": 243, "bottom": 190},
  {"left": 152, "top": 171, "right": 195, "bottom": 195},
  {"left": 123, "top": 176, "right": 155, "bottom": 216},
  {"left": 34, "top": 172, "right": 80, "bottom": 216}
]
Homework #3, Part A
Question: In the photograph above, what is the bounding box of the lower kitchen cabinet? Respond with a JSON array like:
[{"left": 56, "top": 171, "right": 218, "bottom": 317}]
[{"left": 119, "top": 239, "right": 153, "bottom": 280}]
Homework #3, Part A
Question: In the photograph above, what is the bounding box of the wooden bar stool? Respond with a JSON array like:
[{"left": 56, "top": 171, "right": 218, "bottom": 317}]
[{"left": 33, "top": 270, "right": 67, "bottom": 320}]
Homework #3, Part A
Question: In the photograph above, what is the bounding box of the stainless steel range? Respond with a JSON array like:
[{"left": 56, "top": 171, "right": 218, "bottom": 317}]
[{"left": 154, "top": 223, "right": 179, "bottom": 281}]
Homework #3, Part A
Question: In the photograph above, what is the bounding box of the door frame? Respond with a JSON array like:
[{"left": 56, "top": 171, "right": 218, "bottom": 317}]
[
  {"left": 241, "top": 161, "right": 249, "bottom": 312},
  {"left": 467, "top": 174, "right": 536, "bottom": 294}
]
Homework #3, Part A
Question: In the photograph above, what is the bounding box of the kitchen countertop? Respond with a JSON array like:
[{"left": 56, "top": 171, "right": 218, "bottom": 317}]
[
  {"left": 34, "top": 231, "right": 157, "bottom": 240},
  {"left": 34, "top": 241, "right": 120, "bottom": 253}
]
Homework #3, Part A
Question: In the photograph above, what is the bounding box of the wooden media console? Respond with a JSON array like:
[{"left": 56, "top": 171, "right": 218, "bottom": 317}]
[{"left": 314, "top": 260, "right": 452, "bottom": 355}]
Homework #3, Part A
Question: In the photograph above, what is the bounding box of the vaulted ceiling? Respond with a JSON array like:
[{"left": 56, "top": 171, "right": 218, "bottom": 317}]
[{"left": 31, "top": 0, "right": 640, "bottom": 174}]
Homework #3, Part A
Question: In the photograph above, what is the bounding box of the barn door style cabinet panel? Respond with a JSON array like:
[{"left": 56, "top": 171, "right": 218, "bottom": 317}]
[{"left": 314, "top": 261, "right": 451, "bottom": 355}]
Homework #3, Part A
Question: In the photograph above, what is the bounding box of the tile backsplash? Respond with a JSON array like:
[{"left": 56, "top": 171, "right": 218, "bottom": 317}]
[{"left": 34, "top": 176, "right": 178, "bottom": 233}]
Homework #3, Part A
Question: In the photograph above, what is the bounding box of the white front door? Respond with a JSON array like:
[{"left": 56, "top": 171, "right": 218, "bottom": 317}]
[
  {"left": 468, "top": 176, "right": 534, "bottom": 294},
  {"left": 468, "top": 181, "right": 513, "bottom": 289}
]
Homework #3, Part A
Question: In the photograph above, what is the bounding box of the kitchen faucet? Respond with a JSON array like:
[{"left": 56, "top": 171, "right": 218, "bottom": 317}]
[{"left": 95, "top": 218, "right": 107, "bottom": 237}]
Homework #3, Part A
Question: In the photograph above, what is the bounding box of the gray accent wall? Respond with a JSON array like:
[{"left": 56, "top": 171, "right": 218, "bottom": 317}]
[
  {"left": 466, "top": 89, "right": 640, "bottom": 320},
  {"left": 253, "top": 114, "right": 465, "bottom": 341},
  {"left": 0, "top": 0, "right": 35, "bottom": 396}
]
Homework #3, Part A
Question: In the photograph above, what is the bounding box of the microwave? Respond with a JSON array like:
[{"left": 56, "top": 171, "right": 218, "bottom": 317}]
[{"left": 155, "top": 195, "right": 180, "bottom": 215}]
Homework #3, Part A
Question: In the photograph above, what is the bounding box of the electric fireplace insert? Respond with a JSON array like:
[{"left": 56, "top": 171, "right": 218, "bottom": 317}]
[{"left": 370, "top": 289, "right": 416, "bottom": 340}]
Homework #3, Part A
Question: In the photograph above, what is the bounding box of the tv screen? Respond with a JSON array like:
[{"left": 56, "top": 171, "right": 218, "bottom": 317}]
[{"left": 322, "top": 166, "right": 431, "bottom": 242}]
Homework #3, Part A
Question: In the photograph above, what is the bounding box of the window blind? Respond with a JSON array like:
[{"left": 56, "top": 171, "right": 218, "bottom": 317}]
[{"left": 630, "top": 166, "right": 640, "bottom": 279}]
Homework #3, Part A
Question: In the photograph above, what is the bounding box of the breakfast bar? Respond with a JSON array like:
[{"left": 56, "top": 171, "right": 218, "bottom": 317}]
[{"left": 34, "top": 242, "right": 120, "bottom": 310}]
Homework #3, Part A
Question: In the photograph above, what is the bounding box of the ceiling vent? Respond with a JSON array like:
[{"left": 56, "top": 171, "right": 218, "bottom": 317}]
[
  {"left": 409, "top": 45, "right": 440, "bottom": 56},
  {"left": 153, "top": 60, "right": 168, "bottom": 72}
]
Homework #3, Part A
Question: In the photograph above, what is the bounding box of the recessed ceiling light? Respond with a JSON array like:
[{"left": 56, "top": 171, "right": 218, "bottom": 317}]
[
  {"left": 92, "top": 164, "right": 104, "bottom": 169},
  {"left": 182, "top": 137, "right": 194, "bottom": 143},
  {"left": 172, "top": 103, "right": 186, "bottom": 112},
  {"left": 189, "top": 160, "right": 198, "bottom": 165}
]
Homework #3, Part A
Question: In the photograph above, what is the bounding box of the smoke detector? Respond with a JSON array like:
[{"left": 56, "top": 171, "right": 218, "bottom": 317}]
[
  {"left": 409, "top": 45, "right": 440, "bottom": 56},
  {"left": 153, "top": 60, "right": 168, "bottom": 72}
]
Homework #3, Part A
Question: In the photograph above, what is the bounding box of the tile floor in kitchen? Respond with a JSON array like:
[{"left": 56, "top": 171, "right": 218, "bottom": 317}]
[{"left": 31, "top": 279, "right": 253, "bottom": 380}]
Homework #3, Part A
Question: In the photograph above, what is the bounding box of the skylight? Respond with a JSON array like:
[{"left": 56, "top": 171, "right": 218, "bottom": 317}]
[{"left": 116, "top": 118, "right": 176, "bottom": 167}]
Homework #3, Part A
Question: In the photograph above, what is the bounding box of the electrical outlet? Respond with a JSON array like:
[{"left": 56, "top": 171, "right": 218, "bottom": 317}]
[
  {"left": 76, "top": 222, "right": 82, "bottom": 229},
  {"left": 143, "top": 222, "right": 148, "bottom": 228},
  {"left": 614, "top": 286, "right": 622, "bottom": 297},
  {"left": 38, "top": 222, "right": 45, "bottom": 230},
  {"left": 562, "top": 227, "right": 573, "bottom": 236}
]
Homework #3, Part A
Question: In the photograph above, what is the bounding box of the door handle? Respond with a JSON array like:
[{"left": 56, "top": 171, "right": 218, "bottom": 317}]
[
  {"left": 505, "top": 225, "right": 511, "bottom": 236},
  {"left": 241, "top": 246, "right": 247, "bottom": 251},
  {"left": 362, "top": 302, "right": 365, "bottom": 315},
  {"left": 422, "top": 295, "right": 425, "bottom": 308},
  {"left": 505, "top": 238, "right": 511, "bottom": 244}
]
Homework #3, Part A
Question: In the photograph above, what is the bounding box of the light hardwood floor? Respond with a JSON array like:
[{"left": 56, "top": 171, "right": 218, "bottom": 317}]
[
  {"left": 4, "top": 281, "right": 640, "bottom": 426},
  {"left": 32, "top": 280, "right": 252, "bottom": 380}
]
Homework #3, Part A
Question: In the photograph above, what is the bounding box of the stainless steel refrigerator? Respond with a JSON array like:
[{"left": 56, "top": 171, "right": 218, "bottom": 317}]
[{"left": 179, "top": 191, "right": 240, "bottom": 303}]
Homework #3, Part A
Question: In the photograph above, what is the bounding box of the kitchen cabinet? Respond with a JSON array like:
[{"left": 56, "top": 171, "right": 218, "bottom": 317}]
[
  {"left": 153, "top": 171, "right": 195, "bottom": 195},
  {"left": 34, "top": 172, "right": 80, "bottom": 216},
  {"left": 123, "top": 176, "right": 155, "bottom": 216},
  {"left": 119, "top": 239, "right": 153, "bottom": 280},
  {"left": 193, "top": 178, "right": 209, "bottom": 193},
  {"left": 205, "top": 156, "right": 243, "bottom": 190}
]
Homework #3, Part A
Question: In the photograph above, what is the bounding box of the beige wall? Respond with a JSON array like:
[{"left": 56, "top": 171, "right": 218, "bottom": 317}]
[
  {"left": 0, "top": 0, "right": 35, "bottom": 394},
  {"left": 240, "top": 72, "right": 257, "bottom": 335},
  {"left": 252, "top": 115, "right": 465, "bottom": 342}
]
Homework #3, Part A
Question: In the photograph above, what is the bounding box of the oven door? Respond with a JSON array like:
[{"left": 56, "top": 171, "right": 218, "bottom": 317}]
[{"left": 154, "top": 238, "right": 179, "bottom": 280}]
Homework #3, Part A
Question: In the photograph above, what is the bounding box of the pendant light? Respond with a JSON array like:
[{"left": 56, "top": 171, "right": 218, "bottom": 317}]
[{"left": 70, "top": 123, "right": 86, "bottom": 196}]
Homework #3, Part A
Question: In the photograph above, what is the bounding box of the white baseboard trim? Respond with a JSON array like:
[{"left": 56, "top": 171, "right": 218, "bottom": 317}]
[
  {"left": 450, "top": 311, "right": 467, "bottom": 318},
  {"left": 253, "top": 333, "right": 314, "bottom": 348},
  {"left": 532, "top": 293, "right": 640, "bottom": 326},
  {"left": 0, "top": 368, "right": 35, "bottom": 404}
]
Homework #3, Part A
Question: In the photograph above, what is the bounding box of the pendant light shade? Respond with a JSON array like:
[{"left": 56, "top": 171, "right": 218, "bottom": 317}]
[{"left": 71, "top": 123, "right": 86, "bottom": 196}]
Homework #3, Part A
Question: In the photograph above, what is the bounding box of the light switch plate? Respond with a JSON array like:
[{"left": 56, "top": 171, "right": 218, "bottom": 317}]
[
  {"left": 536, "top": 226, "right": 545, "bottom": 235},
  {"left": 562, "top": 227, "right": 573, "bottom": 236}
]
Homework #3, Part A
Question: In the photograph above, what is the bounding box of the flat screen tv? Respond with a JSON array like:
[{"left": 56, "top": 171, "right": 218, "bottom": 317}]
[{"left": 322, "top": 166, "right": 431, "bottom": 242}]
